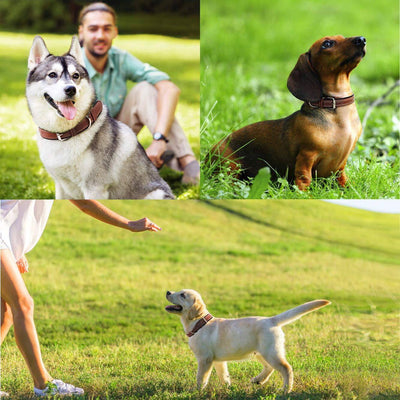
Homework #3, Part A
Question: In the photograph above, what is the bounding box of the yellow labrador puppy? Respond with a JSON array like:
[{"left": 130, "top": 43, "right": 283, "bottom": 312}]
[{"left": 165, "top": 289, "right": 330, "bottom": 393}]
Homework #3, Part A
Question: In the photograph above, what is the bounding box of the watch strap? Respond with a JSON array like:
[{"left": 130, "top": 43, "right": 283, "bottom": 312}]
[{"left": 153, "top": 132, "right": 169, "bottom": 143}]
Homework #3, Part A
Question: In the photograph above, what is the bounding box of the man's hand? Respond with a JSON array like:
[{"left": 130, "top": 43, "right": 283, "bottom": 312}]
[{"left": 146, "top": 139, "right": 167, "bottom": 168}]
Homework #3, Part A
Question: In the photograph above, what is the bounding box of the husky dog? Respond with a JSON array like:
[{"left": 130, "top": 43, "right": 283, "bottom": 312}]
[{"left": 26, "top": 35, "right": 174, "bottom": 199}]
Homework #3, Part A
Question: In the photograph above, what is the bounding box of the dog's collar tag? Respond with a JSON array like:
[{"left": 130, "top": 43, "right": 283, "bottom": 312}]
[{"left": 187, "top": 314, "right": 213, "bottom": 337}]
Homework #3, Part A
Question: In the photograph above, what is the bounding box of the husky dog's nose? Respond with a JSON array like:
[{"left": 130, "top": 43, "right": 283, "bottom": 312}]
[{"left": 64, "top": 85, "right": 76, "bottom": 97}]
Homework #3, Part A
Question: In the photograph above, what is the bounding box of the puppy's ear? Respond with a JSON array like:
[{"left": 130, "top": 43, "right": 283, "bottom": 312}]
[
  {"left": 188, "top": 297, "right": 206, "bottom": 320},
  {"left": 287, "top": 52, "right": 322, "bottom": 102},
  {"left": 28, "top": 36, "right": 49, "bottom": 70},
  {"left": 68, "top": 35, "right": 85, "bottom": 66}
]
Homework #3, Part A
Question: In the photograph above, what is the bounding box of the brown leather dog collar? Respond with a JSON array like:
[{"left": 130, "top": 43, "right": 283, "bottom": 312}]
[
  {"left": 307, "top": 94, "right": 355, "bottom": 110},
  {"left": 39, "top": 100, "right": 103, "bottom": 141},
  {"left": 187, "top": 314, "right": 213, "bottom": 337}
]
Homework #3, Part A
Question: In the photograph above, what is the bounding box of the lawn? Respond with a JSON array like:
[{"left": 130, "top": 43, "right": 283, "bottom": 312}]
[
  {"left": 0, "top": 32, "right": 199, "bottom": 199},
  {"left": 1, "top": 200, "right": 399, "bottom": 399},
  {"left": 200, "top": 0, "right": 400, "bottom": 199}
]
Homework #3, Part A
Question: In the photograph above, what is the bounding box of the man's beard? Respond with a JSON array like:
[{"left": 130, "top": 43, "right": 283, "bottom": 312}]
[
  {"left": 86, "top": 42, "right": 110, "bottom": 59},
  {"left": 88, "top": 48, "right": 107, "bottom": 59}
]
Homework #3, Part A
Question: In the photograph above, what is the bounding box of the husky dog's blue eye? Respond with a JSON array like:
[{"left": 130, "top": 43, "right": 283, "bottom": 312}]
[
  {"left": 72, "top": 73, "right": 80, "bottom": 80},
  {"left": 48, "top": 72, "right": 57, "bottom": 78}
]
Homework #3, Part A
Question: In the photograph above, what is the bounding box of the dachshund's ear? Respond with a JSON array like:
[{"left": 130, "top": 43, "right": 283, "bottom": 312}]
[
  {"left": 287, "top": 52, "right": 322, "bottom": 102},
  {"left": 188, "top": 297, "right": 206, "bottom": 320}
]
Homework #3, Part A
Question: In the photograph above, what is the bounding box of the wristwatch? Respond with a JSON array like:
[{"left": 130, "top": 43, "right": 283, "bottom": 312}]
[{"left": 153, "top": 132, "right": 169, "bottom": 143}]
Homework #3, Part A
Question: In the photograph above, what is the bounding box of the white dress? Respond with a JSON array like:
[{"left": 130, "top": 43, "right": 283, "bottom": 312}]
[{"left": 0, "top": 200, "right": 54, "bottom": 261}]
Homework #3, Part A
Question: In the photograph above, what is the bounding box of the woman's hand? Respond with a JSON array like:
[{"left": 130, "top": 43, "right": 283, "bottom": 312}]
[
  {"left": 128, "top": 218, "right": 161, "bottom": 232},
  {"left": 16, "top": 255, "right": 29, "bottom": 273}
]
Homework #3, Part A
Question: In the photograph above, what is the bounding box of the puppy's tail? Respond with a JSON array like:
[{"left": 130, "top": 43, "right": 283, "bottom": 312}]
[{"left": 273, "top": 300, "right": 331, "bottom": 327}]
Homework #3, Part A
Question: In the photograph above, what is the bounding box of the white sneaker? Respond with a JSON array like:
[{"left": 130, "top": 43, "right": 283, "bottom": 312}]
[
  {"left": 0, "top": 391, "right": 9, "bottom": 397},
  {"left": 34, "top": 380, "right": 84, "bottom": 396}
]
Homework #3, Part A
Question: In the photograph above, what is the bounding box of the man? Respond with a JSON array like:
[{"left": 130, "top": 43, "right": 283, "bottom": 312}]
[{"left": 78, "top": 2, "right": 199, "bottom": 185}]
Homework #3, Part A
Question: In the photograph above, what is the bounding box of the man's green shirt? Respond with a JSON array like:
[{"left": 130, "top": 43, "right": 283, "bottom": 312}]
[{"left": 83, "top": 47, "right": 170, "bottom": 117}]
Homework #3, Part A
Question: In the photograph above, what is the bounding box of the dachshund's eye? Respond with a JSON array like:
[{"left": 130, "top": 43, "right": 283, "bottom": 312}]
[
  {"left": 321, "top": 40, "right": 335, "bottom": 49},
  {"left": 48, "top": 72, "right": 57, "bottom": 78},
  {"left": 180, "top": 293, "right": 186, "bottom": 299}
]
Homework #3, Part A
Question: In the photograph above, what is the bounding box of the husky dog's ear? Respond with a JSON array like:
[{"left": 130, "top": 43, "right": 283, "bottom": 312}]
[
  {"left": 68, "top": 35, "right": 85, "bottom": 66},
  {"left": 28, "top": 36, "right": 50, "bottom": 70}
]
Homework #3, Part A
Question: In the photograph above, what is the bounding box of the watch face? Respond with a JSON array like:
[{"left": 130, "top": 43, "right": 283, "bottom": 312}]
[{"left": 153, "top": 132, "right": 162, "bottom": 140}]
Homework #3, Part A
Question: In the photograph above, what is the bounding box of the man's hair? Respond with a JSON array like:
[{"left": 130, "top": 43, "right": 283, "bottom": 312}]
[{"left": 79, "top": 2, "right": 117, "bottom": 25}]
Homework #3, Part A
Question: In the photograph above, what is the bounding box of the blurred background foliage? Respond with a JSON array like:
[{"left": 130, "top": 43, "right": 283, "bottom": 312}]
[{"left": 0, "top": 0, "right": 200, "bottom": 38}]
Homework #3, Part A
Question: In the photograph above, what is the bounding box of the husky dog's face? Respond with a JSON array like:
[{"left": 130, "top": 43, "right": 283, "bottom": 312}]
[{"left": 26, "top": 36, "right": 96, "bottom": 131}]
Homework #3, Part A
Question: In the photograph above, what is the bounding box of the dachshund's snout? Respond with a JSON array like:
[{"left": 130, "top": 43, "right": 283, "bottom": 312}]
[{"left": 352, "top": 36, "right": 366, "bottom": 47}]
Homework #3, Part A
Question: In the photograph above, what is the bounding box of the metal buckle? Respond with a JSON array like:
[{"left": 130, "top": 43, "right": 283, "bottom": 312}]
[
  {"left": 308, "top": 97, "right": 336, "bottom": 110},
  {"left": 86, "top": 115, "right": 93, "bottom": 129},
  {"left": 56, "top": 133, "right": 68, "bottom": 142},
  {"left": 308, "top": 101, "right": 318, "bottom": 109},
  {"left": 324, "top": 96, "right": 336, "bottom": 110}
]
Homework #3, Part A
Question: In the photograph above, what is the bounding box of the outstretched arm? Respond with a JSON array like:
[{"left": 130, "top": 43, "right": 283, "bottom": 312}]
[{"left": 69, "top": 200, "right": 161, "bottom": 232}]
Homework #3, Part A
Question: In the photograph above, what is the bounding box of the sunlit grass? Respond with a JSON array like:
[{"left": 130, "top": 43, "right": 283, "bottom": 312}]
[{"left": 1, "top": 200, "right": 399, "bottom": 399}]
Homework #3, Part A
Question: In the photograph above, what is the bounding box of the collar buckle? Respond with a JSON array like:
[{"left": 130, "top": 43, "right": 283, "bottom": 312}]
[
  {"left": 86, "top": 115, "right": 93, "bottom": 129},
  {"left": 56, "top": 132, "right": 68, "bottom": 142},
  {"left": 324, "top": 96, "right": 336, "bottom": 110}
]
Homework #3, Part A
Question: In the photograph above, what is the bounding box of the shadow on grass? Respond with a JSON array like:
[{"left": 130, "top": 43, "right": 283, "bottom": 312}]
[
  {"left": 39, "top": 385, "right": 399, "bottom": 400},
  {"left": 202, "top": 200, "right": 399, "bottom": 259}
]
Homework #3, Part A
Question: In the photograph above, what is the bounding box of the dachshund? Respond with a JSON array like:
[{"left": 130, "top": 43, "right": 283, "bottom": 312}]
[{"left": 209, "top": 35, "right": 366, "bottom": 190}]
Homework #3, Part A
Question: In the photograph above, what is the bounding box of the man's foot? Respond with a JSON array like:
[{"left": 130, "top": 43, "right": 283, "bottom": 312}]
[
  {"left": 182, "top": 159, "right": 200, "bottom": 185},
  {"left": 34, "top": 380, "right": 84, "bottom": 397}
]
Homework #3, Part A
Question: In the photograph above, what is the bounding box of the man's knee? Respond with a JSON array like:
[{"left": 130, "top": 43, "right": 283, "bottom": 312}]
[{"left": 128, "top": 81, "right": 157, "bottom": 100}]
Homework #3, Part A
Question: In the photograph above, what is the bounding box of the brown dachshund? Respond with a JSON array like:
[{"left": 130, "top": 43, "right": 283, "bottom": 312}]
[{"left": 210, "top": 35, "right": 366, "bottom": 190}]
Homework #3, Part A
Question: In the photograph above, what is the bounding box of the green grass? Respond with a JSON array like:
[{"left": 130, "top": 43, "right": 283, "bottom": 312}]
[
  {"left": 1, "top": 200, "right": 399, "bottom": 399},
  {"left": 200, "top": 0, "right": 400, "bottom": 199},
  {"left": 0, "top": 32, "right": 199, "bottom": 199}
]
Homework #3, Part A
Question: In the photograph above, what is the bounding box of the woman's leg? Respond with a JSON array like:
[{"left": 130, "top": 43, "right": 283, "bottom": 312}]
[
  {"left": 0, "top": 250, "right": 52, "bottom": 389},
  {"left": 1, "top": 298, "right": 14, "bottom": 343}
]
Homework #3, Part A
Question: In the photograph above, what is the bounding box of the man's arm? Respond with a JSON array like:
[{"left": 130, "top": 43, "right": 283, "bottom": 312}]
[
  {"left": 146, "top": 80, "right": 180, "bottom": 167},
  {"left": 154, "top": 80, "right": 180, "bottom": 136}
]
